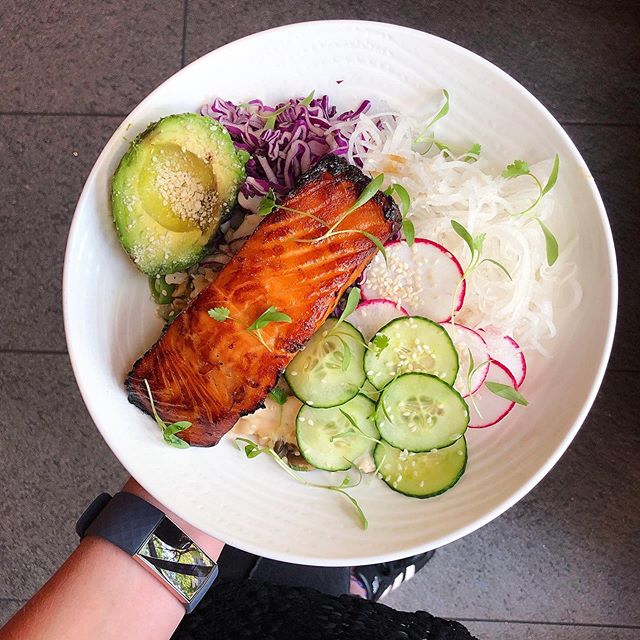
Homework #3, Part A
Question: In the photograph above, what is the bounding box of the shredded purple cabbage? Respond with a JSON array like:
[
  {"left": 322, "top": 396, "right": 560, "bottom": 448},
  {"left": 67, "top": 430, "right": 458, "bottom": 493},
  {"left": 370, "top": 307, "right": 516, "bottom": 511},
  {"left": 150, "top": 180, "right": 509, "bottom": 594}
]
[{"left": 201, "top": 95, "right": 374, "bottom": 199}]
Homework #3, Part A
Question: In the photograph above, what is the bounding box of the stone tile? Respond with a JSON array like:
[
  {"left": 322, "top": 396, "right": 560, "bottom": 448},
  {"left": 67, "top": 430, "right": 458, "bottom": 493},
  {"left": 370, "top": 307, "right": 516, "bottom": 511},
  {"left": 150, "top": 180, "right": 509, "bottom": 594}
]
[
  {"left": 0, "top": 115, "right": 120, "bottom": 352},
  {"left": 0, "top": 353, "right": 127, "bottom": 600},
  {"left": 0, "top": 600, "right": 25, "bottom": 628},
  {"left": 464, "top": 621, "right": 639, "bottom": 640},
  {"left": 385, "top": 370, "right": 640, "bottom": 625},
  {"left": 564, "top": 125, "right": 640, "bottom": 371},
  {"left": 184, "top": 0, "right": 640, "bottom": 124},
  {"left": 0, "top": 0, "right": 182, "bottom": 114}
]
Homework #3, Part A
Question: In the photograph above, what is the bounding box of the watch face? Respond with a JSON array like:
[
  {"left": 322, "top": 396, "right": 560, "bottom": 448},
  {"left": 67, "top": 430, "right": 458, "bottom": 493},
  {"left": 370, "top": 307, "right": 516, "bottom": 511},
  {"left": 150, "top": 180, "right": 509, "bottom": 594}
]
[{"left": 135, "top": 517, "right": 215, "bottom": 602}]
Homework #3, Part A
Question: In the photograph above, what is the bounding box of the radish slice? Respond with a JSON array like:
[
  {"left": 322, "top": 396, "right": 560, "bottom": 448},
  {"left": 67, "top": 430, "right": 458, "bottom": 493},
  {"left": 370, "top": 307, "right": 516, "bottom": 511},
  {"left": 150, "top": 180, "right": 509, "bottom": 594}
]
[
  {"left": 480, "top": 329, "right": 527, "bottom": 386},
  {"left": 441, "top": 322, "right": 490, "bottom": 397},
  {"left": 348, "top": 298, "right": 408, "bottom": 341},
  {"left": 467, "top": 360, "right": 518, "bottom": 428},
  {"left": 361, "top": 238, "right": 465, "bottom": 323}
]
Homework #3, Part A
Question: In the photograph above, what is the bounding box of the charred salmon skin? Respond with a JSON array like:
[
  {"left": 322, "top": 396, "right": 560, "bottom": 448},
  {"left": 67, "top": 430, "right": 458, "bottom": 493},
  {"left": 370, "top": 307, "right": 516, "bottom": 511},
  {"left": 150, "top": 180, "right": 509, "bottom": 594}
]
[{"left": 126, "top": 155, "right": 401, "bottom": 446}]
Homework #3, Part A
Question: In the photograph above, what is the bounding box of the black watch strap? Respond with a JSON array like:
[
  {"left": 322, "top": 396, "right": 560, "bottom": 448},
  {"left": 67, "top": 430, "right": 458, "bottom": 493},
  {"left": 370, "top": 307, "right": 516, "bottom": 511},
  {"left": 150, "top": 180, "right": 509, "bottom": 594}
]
[{"left": 77, "top": 492, "right": 218, "bottom": 613}]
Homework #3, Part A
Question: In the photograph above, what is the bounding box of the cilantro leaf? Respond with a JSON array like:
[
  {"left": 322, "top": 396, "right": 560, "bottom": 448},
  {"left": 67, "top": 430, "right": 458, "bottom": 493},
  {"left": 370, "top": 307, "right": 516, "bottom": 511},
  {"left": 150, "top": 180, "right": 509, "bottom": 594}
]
[
  {"left": 371, "top": 333, "right": 389, "bottom": 356},
  {"left": 269, "top": 387, "right": 287, "bottom": 405},
  {"left": 143, "top": 379, "right": 191, "bottom": 449},
  {"left": 208, "top": 307, "right": 230, "bottom": 322},
  {"left": 485, "top": 381, "right": 529, "bottom": 406},
  {"left": 502, "top": 159, "right": 530, "bottom": 180},
  {"left": 258, "top": 188, "right": 277, "bottom": 217}
]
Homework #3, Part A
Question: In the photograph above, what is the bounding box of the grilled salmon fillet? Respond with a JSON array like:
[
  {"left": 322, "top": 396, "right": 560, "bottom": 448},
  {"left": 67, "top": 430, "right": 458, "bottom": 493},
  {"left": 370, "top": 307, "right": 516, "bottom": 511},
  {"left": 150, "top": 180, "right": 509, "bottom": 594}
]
[{"left": 127, "top": 155, "right": 401, "bottom": 446}]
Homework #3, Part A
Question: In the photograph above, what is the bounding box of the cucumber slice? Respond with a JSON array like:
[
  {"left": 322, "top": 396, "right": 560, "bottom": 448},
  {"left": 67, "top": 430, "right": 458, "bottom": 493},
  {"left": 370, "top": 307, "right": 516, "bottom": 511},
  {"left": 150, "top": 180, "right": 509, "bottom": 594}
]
[
  {"left": 364, "top": 316, "right": 458, "bottom": 390},
  {"left": 374, "top": 436, "right": 467, "bottom": 498},
  {"left": 375, "top": 373, "right": 468, "bottom": 452},
  {"left": 285, "top": 318, "right": 366, "bottom": 408},
  {"left": 296, "top": 394, "right": 378, "bottom": 471}
]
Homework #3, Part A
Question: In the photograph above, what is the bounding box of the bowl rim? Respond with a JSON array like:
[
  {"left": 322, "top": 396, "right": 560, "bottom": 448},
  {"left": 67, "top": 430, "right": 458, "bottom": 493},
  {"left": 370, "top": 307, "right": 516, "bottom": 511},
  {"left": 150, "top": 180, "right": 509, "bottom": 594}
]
[{"left": 63, "top": 19, "right": 618, "bottom": 565}]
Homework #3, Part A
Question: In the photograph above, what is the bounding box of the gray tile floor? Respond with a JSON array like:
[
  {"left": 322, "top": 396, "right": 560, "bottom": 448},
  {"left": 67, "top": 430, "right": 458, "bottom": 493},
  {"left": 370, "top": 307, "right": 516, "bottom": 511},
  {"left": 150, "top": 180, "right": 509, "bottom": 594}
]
[{"left": 1, "top": 1, "right": 638, "bottom": 637}]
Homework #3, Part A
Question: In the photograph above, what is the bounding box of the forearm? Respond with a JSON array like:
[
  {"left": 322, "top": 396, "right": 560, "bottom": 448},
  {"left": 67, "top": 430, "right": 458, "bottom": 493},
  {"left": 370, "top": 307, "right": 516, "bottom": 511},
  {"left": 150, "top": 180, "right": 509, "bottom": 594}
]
[{"left": 0, "top": 480, "right": 224, "bottom": 640}]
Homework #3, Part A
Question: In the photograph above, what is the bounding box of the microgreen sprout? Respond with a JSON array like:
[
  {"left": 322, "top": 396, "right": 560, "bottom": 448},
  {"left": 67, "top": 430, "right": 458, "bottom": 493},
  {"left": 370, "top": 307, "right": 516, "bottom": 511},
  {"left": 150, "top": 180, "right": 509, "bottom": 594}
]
[
  {"left": 235, "top": 437, "right": 368, "bottom": 529},
  {"left": 209, "top": 305, "right": 292, "bottom": 351},
  {"left": 326, "top": 287, "right": 361, "bottom": 370},
  {"left": 414, "top": 89, "right": 450, "bottom": 147},
  {"left": 334, "top": 287, "right": 360, "bottom": 329},
  {"left": 338, "top": 409, "right": 383, "bottom": 445},
  {"left": 258, "top": 175, "right": 389, "bottom": 265},
  {"left": 485, "top": 381, "right": 529, "bottom": 406},
  {"left": 449, "top": 220, "right": 512, "bottom": 323},
  {"left": 257, "top": 188, "right": 326, "bottom": 224},
  {"left": 246, "top": 306, "right": 293, "bottom": 351},
  {"left": 143, "top": 379, "right": 191, "bottom": 449},
  {"left": 385, "top": 183, "right": 414, "bottom": 246},
  {"left": 299, "top": 90, "right": 315, "bottom": 106},
  {"left": 501, "top": 154, "right": 560, "bottom": 266}
]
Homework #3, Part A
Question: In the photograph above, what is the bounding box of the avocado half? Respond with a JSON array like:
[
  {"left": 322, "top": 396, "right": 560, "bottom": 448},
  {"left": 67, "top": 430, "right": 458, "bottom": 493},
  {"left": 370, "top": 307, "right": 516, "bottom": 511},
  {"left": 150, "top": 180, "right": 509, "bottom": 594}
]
[{"left": 111, "top": 113, "right": 247, "bottom": 276}]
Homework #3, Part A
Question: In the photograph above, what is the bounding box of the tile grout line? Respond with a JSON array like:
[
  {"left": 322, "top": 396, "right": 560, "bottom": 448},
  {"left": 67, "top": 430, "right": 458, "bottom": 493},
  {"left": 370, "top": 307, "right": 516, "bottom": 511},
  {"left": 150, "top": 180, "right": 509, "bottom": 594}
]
[
  {"left": 180, "top": 0, "right": 189, "bottom": 69},
  {"left": 0, "top": 112, "right": 637, "bottom": 128},
  {"left": 457, "top": 617, "right": 640, "bottom": 630}
]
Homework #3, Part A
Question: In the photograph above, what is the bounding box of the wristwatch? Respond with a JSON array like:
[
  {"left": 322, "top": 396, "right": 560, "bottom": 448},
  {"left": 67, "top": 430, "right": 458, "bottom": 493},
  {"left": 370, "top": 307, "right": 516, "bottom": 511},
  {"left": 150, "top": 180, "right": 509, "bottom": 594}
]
[{"left": 76, "top": 492, "right": 219, "bottom": 613}]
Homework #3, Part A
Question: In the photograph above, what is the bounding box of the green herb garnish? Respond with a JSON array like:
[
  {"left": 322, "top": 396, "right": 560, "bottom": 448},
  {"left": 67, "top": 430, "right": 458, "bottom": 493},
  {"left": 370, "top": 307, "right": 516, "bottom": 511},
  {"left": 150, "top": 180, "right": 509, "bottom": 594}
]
[
  {"left": 235, "top": 437, "right": 368, "bottom": 529},
  {"left": 371, "top": 333, "right": 389, "bottom": 357},
  {"left": 268, "top": 387, "right": 288, "bottom": 405},
  {"left": 335, "top": 287, "right": 361, "bottom": 328},
  {"left": 501, "top": 154, "right": 560, "bottom": 266},
  {"left": 414, "top": 89, "right": 450, "bottom": 149},
  {"left": 208, "top": 306, "right": 231, "bottom": 322},
  {"left": 258, "top": 188, "right": 277, "bottom": 216},
  {"left": 385, "top": 183, "right": 414, "bottom": 246},
  {"left": 300, "top": 90, "right": 315, "bottom": 106},
  {"left": 449, "top": 220, "right": 512, "bottom": 324},
  {"left": 247, "top": 306, "right": 293, "bottom": 351},
  {"left": 464, "top": 143, "right": 482, "bottom": 162},
  {"left": 485, "top": 381, "right": 529, "bottom": 406},
  {"left": 143, "top": 379, "right": 190, "bottom": 448}
]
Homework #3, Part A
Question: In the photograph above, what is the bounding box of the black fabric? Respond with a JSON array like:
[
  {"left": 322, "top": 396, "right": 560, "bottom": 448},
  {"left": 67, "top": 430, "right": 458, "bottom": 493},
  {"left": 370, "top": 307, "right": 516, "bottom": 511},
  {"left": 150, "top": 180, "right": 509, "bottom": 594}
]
[
  {"left": 215, "top": 545, "right": 351, "bottom": 597},
  {"left": 173, "top": 580, "right": 477, "bottom": 640},
  {"left": 249, "top": 558, "right": 351, "bottom": 597}
]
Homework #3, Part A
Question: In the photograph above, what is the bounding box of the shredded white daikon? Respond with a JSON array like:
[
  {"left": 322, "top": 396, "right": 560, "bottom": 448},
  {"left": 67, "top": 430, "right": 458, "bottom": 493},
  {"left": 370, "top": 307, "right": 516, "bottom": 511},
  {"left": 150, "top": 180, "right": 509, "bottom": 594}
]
[{"left": 350, "top": 113, "right": 582, "bottom": 356}]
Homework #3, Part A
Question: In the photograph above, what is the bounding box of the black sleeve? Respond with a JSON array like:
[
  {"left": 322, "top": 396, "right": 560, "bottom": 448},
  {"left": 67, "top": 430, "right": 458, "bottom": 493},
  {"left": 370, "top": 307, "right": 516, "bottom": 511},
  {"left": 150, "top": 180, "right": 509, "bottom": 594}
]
[{"left": 172, "top": 579, "right": 477, "bottom": 640}]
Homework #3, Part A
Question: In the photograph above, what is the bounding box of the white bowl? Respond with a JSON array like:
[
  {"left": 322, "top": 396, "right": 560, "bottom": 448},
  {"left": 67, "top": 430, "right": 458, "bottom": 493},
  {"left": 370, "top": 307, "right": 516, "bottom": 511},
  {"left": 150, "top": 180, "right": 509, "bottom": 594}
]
[{"left": 63, "top": 21, "right": 617, "bottom": 565}]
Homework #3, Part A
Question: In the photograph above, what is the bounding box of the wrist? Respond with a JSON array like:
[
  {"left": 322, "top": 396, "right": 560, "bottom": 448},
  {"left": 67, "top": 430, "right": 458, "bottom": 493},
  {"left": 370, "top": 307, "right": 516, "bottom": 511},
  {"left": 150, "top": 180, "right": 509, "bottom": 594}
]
[{"left": 121, "top": 478, "right": 225, "bottom": 561}]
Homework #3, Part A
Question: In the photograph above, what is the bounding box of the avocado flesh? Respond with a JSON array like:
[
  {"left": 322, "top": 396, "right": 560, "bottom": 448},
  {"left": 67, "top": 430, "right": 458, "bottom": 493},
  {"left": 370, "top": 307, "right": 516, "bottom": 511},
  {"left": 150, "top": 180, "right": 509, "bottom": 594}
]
[{"left": 112, "top": 113, "right": 246, "bottom": 276}]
